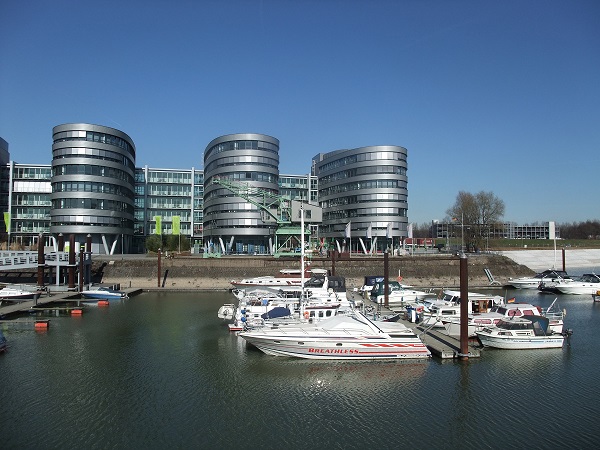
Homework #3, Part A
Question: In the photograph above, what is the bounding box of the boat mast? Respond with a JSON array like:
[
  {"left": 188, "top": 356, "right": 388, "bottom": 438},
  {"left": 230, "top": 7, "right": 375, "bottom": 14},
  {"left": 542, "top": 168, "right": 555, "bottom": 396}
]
[{"left": 300, "top": 203, "right": 305, "bottom": 315}]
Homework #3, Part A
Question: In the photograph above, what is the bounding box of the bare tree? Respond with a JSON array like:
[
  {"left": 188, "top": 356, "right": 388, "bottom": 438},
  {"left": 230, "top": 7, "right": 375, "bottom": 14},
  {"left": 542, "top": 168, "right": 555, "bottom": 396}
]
[{"left": 446, "top": 190, "right": 505, "bottom": 251}]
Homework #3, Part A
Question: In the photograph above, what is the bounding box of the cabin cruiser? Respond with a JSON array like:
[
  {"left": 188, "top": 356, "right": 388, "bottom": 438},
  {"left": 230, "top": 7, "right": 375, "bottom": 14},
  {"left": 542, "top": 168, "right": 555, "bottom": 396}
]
[
  {"left": 238, "top": 310, "right": 431, "bottom": 360},
  {"left": 507, "top": 269, "right": 571, "bottom": 290},
  {"left": 442, "top": 299, "right": 565, "bottom": 338},
  {"left": 220, "top": 277, "right": 356, "bottom": 331},
  {"left": 419, "top": 290, "right": 505, "bottom": 328},
  {"left": 554, "top": 273, "right": 600, "bottom": 295},
  {"left": 230, "top": 268, "right": 329, "bottom": 289},
  {"left": 476, "top": 316, "right": 572, "bottom": 349}
]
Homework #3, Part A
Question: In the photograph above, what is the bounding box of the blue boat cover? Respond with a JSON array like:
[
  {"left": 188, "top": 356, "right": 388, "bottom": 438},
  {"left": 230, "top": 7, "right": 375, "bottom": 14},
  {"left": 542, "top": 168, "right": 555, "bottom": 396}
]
[{"left": 261, "top": 307, "right": 291, "bottom": 319}]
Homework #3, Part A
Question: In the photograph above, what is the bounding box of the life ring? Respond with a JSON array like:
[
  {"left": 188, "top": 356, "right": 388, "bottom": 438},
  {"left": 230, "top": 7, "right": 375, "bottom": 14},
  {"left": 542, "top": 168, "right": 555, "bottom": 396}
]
[
  {"left": 416, "top": 306, "right": 424, "bottom": 313},
  {"left": 397, "top": 276, "right": 403, "bottom": 282},
  {"left": 304, "top": 311, "right": 309, "bottom": 319}
]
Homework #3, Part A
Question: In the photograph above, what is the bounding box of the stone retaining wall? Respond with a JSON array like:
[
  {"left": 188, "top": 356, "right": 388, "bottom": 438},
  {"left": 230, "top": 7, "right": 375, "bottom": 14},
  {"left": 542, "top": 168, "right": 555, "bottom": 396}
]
[{"left": 92, "top": 254, "right": 533, "bottom": 290}]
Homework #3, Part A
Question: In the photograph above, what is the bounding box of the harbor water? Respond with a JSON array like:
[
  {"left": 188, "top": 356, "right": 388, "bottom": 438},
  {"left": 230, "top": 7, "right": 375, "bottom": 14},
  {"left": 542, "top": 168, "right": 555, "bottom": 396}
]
[{"left": 2, "top": 286, "right": 600, "bottom": 450}]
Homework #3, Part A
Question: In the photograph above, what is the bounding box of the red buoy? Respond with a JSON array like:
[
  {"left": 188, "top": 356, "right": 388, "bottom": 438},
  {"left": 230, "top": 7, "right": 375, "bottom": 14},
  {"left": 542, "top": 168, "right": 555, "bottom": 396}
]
[
  {"left": 97, "top": 300, "right": 110, "bottom": 307},
  {"left": 71, "top": 309, "right": 83, "bottom": 316},
  {"left": 34, "top": 320, "right": 49, "bottom": 330}
]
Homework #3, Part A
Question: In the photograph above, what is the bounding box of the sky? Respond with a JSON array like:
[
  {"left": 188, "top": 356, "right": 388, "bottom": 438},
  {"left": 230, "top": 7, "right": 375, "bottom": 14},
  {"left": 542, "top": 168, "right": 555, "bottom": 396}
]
[{"left": 1, "top": 0, "right": 599, "bottom": 226}]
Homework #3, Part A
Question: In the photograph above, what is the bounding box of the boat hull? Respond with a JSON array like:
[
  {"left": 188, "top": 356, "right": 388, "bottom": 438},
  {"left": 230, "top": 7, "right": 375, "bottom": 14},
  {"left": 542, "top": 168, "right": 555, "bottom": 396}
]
[
  {"left": 239, "top": 334, "right": 431, "bottom": 360},
  {"left": 476, "top": 333, "right": 564, "bottom": 349}
]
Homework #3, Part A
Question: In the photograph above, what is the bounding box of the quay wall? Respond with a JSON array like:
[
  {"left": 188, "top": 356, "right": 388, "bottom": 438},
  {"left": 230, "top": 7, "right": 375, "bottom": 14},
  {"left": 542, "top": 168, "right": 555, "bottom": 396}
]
[{"left": 87, "top": 253, "right": 534, "bottom": 291}]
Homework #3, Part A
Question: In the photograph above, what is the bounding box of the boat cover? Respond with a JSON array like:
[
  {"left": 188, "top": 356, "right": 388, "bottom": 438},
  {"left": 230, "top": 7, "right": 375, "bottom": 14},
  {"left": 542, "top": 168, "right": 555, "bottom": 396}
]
[{"left": 261, "top": 307, "right": 291, "bottom": 319}]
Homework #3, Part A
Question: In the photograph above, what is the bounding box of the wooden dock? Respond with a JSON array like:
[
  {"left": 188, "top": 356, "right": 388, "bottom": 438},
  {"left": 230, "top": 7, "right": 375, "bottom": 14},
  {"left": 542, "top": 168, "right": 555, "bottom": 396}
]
[
  {"left": 0, "top": 288, "right": 143, "bottom": 318},
  {"left": 370, "top": 300, "right": 481, "bottom": 359}
]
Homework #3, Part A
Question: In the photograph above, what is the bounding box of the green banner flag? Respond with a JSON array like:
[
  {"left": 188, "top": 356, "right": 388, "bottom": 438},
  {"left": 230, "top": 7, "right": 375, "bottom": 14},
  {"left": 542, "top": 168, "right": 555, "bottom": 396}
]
[
  {"left": 3, "top": 212, "right": 10, "bottom": 232},
  {"left": 172, "top": 216, "right": 180, "bottom": 235},
  {"left": 155, "top": 216, "right": 162, "bottom": 235}
]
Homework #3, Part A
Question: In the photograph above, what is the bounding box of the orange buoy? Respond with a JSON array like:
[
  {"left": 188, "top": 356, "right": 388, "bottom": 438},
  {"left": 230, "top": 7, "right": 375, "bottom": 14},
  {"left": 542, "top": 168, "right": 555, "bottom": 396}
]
[
  {"left": 34, "top": 320, "right": 49, "bottom": 330},
  {"left": 71, "top": 309, "right": 83, "bottom": 316},
  {"left": 97, "top": 300, "right": 110, "bottom": 307}
]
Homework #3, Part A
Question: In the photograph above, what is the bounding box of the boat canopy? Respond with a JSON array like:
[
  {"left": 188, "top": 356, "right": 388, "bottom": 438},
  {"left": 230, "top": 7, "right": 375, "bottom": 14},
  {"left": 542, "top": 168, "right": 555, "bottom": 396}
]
[{"left": 261, "top": 307, "right": 292, "bottom": 319}]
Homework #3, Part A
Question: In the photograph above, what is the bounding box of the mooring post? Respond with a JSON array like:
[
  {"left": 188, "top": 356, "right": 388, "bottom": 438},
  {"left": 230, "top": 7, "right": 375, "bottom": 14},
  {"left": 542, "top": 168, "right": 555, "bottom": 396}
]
[
  {"left": 37, "top": 233, "right": 45, "bottom": 289},
  {"left": 384, "top": 251, "right": 389, "bottom": 308},
  {"left": 157, "top": 248, "right": 162, "bottom": 288},
  {"left": 331, "top": 250, "right": 336, "bottom": 276},
  {"left": 459, "top": 253, "right": 469, "bottom": 360},
  {"left": 78, "top": 246, "right": 84, "bottom": 292}
]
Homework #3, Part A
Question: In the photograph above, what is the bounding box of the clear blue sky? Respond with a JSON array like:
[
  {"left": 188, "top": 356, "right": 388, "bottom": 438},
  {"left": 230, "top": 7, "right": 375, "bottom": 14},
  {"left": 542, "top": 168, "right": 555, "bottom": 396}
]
[{"left": 1, "top": 0, "right": 598, "bottom": 226}]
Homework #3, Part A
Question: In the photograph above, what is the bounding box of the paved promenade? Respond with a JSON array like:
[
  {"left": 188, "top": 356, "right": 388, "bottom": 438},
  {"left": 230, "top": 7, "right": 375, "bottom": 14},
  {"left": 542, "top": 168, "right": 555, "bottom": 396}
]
[{"left": 500, "top": 249, "right": 600, "bottom": 272}]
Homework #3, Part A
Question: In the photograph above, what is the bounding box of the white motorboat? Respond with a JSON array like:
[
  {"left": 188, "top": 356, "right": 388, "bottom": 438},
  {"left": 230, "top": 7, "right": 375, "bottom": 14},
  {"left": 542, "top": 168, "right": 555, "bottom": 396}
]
[
  {"left": 476, "top": 316, "right": 571, "bottom": 349},
  {"left": 369, "top": 281, "right": 433, "bottom": 307},
  {"left": 507, "top": 269, "right": 571, "bottom": 289},
  {"left": 230, "top": 268, "right": 328, "bottom": 289},
  {"left": 419, "top": 290, "right": 505, "bottom": 328},
  {"left": 80, "top": 286, "right": 128, "bottom": 301},
  {"left": 238, "top": 311, "right": 431, "bottom": 360},
  {"left": 0, "top": 286, "right": 42, "bottom": 302},
  {"left": 443, "top": 299, "right": 565, "bottom": 338},
  {"left": 222, "top": 282, "right": 357, "bottom": 331},
  {"left": 554, "top": 273, "right": 600, "bottom": 295}
]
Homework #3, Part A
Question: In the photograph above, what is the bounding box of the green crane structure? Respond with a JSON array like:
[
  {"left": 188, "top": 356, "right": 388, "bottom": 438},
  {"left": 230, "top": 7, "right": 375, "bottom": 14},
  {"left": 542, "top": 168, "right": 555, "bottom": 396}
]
[{"left": 211, "top": 177, "right": 310, "bottom": 257}]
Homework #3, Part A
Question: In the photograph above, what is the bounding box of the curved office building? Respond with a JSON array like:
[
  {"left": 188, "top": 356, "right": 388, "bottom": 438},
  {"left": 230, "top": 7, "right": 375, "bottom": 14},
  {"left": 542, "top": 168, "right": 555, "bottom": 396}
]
[
  {"left": 313, "top": 145, "right": 408, "bottom": 253},
  {"left": 203, "top": 133, "right": 279, "bottom": 254},
  {"left": 50, "top": 123, "right": 136, "bottom": 255}
]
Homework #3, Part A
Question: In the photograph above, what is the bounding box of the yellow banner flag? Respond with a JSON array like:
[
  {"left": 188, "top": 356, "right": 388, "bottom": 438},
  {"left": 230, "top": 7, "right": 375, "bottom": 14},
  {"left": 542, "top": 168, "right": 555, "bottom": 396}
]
[
  {"left": 155, "top": 216, "right": 162, "bottom": 235},
  {"left": 172, "top": 216, "right": 180, "bottom": 235},
  {"left": 3, "top": 212, "right": 10, "bottom": 232}
]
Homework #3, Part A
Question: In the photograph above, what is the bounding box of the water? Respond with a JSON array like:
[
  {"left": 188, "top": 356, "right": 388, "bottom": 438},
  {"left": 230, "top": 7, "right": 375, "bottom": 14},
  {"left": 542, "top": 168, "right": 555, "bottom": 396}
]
[{"left": 2, "top": 288, "right": 599, "bottom": 450}]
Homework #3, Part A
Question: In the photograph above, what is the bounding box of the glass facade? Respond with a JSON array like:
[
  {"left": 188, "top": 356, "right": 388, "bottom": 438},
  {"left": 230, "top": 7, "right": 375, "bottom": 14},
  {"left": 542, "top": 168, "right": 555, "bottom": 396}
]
[
  {"left": 312, "top": 146, "right": 409, "bottom": 253},
  {"left": 203, "top": 134, "right": 280, "bottom": 254},
  {"left": 50, "top": 124, "right": 136, "bottom": 254}
]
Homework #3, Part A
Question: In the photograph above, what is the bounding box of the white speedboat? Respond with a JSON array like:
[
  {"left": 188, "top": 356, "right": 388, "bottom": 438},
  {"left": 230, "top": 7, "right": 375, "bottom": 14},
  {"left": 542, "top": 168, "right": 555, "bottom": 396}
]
[
  {"left": 476, "top": 316, "right": 571, "bottom": 349},
  {"left": 443, "top": 300, "right": 565, "bottom": 338},
  {"left": 80, "top": 287, "right": 128, "bottom": 301},
  {"left": 507, "top": 269, "right": 571, "bottom": 289},
  {"left": 0, "top": 286, "right": 42, "bottom": 302},
  {"left": 238, "top": 311, "right": 431, "bottom": 360},
  {"left": 554, "top": 273, "right": 600, "bottom": 295}
]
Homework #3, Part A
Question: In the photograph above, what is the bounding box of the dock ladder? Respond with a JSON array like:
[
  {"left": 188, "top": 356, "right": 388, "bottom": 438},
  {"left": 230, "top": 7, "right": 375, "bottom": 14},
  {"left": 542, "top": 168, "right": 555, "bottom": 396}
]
[{"left": 484, "top": 268, "right": 501, "bottom": 286}]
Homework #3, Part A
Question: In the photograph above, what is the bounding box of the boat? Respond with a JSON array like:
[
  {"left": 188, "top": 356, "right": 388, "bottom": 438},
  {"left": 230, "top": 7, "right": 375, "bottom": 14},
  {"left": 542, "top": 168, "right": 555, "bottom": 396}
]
[
  {"left": 0, "top": 329, "right": 7, "bottom": 352},
  {"left": 222, "top": 281, "right": 358, "bottom": 331},
  {"left": 418, "top": 290, "right": 505, "bottom": 328},
  {"left": 80, "top": 286, "right": 129, "bottom": 300},
  {"left": 230, "top": 268, "right": 328, "bottom": 289},
  {"left": 476, "top": 315, "right": 572, "bottom": 349},
  {"left": 507, "top": 269, "right": 572, "bottom": 290},
  {"left": 238, "top": 310, "right": 432, "bottom": 360},
  {"left": 369, "top": 281, "right": 433, "bottom": 307},
  {"left": 554, "top": 273, "right": 600, "bottom": 295},
  {"left": 0, "top": 286, "right": 42, "bottom": 302},
  {"left": 443, "top": 299, "right": 565, "bottom": 338}
]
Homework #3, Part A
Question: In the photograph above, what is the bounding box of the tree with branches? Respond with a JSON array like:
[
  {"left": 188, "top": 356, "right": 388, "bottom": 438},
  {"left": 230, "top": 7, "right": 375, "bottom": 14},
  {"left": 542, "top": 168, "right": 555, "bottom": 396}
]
[{"left": 446, "top": 191, "right": 505, "bottom": 251}]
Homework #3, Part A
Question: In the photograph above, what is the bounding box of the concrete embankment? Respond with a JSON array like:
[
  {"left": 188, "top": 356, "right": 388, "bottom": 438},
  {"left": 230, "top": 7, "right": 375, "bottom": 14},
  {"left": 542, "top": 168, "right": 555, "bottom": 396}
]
[
  {"left": 89, "top": 253, "right": 534, "bottom": 291},
  {"left": 500, "top": 249, "right": 600, "bottom": 272}
]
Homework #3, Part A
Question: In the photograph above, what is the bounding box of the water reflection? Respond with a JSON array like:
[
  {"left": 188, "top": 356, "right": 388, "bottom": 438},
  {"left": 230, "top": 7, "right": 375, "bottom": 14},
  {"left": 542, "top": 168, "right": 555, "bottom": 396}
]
[{"left": 2, "top": 289, "right": 600, "bottom": 449}]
